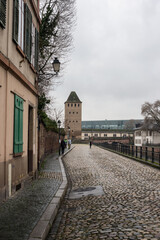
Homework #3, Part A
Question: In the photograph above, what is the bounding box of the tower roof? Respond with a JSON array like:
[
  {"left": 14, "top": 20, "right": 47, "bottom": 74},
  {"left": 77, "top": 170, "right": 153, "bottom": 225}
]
[{"left": 65, "top": 91, "right": 82, "bottom": 103}]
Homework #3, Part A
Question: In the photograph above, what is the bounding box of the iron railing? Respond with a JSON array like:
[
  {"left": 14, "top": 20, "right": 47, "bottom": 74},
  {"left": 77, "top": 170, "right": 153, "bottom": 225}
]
[{"left": 95, "top": 142, "right": 160, "bottom": 166}]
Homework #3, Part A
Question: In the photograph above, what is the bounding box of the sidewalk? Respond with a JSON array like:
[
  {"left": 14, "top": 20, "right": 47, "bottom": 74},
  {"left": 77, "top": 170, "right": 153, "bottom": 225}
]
[{"left": 0, "top": 151, "right": 68, "bottom": 240}]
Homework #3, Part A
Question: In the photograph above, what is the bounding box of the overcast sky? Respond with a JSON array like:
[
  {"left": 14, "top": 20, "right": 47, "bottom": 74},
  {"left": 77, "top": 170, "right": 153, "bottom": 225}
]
[{"left": 50, "top": 0, "right": 160, "bottom": 121}]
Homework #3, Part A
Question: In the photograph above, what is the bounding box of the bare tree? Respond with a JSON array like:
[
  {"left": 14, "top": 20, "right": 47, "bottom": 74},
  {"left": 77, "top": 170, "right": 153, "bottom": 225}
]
[
  {"left": 38, "top": 0, "right": 76, "bottom": 94},
  {"left": 124, "top": 119, "right": 136, "bottom": 130},
  {"left": 141, "top": 100, "right": 160, "bottom": 132}
]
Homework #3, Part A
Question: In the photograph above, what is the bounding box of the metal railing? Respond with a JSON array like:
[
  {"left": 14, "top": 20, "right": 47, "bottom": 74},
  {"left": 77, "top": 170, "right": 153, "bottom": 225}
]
[{"left": 95, "top": 142, "right": 160, "bottom": 166}]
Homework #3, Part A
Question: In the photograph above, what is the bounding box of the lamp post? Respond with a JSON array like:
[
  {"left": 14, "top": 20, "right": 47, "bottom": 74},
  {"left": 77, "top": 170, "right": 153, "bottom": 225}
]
[
  {"left": 58, "top": 120, "right": 61, "bottom": 155},
  {"left": 68, "top": 127, "right": 71, "bottom": 149},
  {"left": 52, "top": 57, "right": 60, "bottom": 75}
]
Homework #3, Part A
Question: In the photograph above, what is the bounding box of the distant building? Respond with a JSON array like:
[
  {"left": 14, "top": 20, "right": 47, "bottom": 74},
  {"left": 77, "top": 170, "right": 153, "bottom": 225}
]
[
  {"left": 82, "top": 129, "right": 133, "bottom": 140},
  {"left": 65, "top": 91, "right": 82, "bottom": 139},
  {"left": 134, "top": 127, "right": 160, "bottom": 146},
  {"left": 82, "top": 119, "right": 143, "bottom": 130},
  {"left": 0, "top": 0, "right": 40, "bottom": 201}
]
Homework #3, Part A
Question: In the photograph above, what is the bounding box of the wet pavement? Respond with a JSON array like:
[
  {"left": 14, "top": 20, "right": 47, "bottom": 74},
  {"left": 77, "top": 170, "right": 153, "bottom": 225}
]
[
  {"left": 47, "top": 144, "right": 160, "bottom": 240},
  {"left": 0, "top": 153, "right": 62, "bottom": 240}
]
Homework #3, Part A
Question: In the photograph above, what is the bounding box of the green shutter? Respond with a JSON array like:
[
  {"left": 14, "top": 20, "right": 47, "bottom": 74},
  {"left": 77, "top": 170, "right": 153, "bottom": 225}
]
[
  {"left": 14, "top": 95, "right": 23, "bottom": 154},
  {"left": 24, "top": 3, "right": 32, "bottom": 62},
  {"left": 0, "top": 0, "right": 7, "bottom": 28},
  {"left": 12, "top": 0, "right": 19, "bottom": 43},
  {"left": 35, "top": 29, "right": 39, "bottom": 71}
]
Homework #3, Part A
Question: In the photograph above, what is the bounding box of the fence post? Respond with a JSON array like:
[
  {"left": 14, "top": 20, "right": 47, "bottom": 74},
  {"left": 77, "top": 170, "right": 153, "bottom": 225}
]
[
  {"left": 132, "top": 145, "right": 134, "bottom": 157},
  {"left": 140, "top": 147, "right": 142, "bottom": 159},
  {"left": 136, "top": 146, "right": 137, "bottom": 158},
  {"left": 145, "top": 147, "right": 148, "bottom": 161},
  {"left": 128, "top": 145, "right": 130, "bottom": 156},
  {"left": 152, "top": 148, "right": 154, "bottom": 163}
]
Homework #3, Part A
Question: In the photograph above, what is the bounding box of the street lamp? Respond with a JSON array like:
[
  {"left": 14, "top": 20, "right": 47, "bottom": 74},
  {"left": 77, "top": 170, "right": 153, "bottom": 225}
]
[
  {"left": 58, "top": 120, "right": 61, "bottom": 155},
  {"left": 52, "top": 57, "right": 60, "bottom": 74},
  {"left": 68, "top": 127, "right": 71, "bottom": 149}
]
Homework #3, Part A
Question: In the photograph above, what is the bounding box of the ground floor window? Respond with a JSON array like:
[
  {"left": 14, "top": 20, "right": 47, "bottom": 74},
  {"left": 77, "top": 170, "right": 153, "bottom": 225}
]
[{"left": 14, "top": 94, "right": 23, "bottom": 154}]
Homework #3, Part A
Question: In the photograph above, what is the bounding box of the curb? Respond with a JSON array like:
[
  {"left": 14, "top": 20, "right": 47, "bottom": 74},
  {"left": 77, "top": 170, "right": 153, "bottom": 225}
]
[{"left": 28, "top": 147, "right": 74, "bottom": 240}]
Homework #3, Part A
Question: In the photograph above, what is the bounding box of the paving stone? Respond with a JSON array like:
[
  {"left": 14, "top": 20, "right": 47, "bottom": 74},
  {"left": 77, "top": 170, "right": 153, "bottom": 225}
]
[
  {"left": 0, "top": 153, "right": 63, "bottom": 240},
  {"left": 47, "top": 144, "right": 160, "bottom": 240}
]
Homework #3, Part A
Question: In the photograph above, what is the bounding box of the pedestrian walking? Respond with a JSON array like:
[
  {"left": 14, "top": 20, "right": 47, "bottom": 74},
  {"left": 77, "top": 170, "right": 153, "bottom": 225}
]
[
  {"left": 90, "top": 140, "right": 92, "bottom": 148},
  {"left": 68, "top": 139, "right": 71, "bottom": 149},
  {"left": 61, "top": 138, "right": 66, "bottom": 154}
]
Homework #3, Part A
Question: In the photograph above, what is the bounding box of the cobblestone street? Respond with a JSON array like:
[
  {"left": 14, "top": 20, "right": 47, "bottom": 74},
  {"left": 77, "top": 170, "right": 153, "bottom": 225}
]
[{"left": 48, "top": 144, "right": 160, "bottom": 240}]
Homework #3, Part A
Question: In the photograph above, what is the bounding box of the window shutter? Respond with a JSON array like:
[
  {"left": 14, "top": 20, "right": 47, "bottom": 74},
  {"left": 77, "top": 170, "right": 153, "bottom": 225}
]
[
  {"left": 0, "top": 0, "right": 7, "bottom": 28},
  {"left": 14, "top": 95, "right": 23, "bottom": 154},
  {"left": 35, "top": 28, "right": 39, "bottom": 71},
  {"left": 24, "top": 3, "right": 32, "bottom": 62},
  {"left": 12, "top": 0, "right": 19, "bottom": 43}
]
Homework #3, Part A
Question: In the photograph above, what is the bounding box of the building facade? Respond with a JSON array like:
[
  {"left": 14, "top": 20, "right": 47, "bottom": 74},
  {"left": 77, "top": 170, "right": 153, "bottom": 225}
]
[
  {"left": 82, "top": 119, "right": 143, "bottom": 130},
  {"left": 0, "top": 0, "right": 40, "bottom": 201},
  {"left": 65, "top": 91, "right": 82, "bottom": 139},
  {"left": 82, "top": 130, "right": 133, "bottom": 140},
  {"left": 134, "top": 129, "right": 160, "bottom": 146}
]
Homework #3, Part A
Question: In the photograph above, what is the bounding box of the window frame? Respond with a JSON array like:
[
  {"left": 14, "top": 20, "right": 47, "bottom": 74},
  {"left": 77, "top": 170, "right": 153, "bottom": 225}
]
[{"left": 0, "top": 0, "right": 7, "bottom": 28}]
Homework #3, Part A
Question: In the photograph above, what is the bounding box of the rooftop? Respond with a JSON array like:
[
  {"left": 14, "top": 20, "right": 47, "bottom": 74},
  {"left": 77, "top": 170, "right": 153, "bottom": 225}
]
[{"left": 65, "top": 91, "right": 82, "bottom": 103}]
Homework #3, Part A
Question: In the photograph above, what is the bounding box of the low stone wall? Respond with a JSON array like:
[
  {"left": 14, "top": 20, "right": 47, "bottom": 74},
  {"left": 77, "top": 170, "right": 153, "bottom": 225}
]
[{"left": 38, "top": 122, "right": 59, "bottom": 167}]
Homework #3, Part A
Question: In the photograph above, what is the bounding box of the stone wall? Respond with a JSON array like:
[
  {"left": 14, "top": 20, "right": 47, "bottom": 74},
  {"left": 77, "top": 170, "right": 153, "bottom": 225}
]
[{"left": 38, "top": 122, "right": 59, "bottom": 167}]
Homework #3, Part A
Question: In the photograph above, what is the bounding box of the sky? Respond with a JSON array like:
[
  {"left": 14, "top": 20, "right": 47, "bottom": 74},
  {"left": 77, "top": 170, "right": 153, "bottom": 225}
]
[{"left": 50, "top": 0, "right": 160, "bottom": 121}]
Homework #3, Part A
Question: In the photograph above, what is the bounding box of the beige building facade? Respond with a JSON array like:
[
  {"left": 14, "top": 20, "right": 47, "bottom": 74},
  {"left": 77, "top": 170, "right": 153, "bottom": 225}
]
[
  {"left": 0, "top": 0, "right": 40, "bottom": 201},
  {"left": 65, "top": 91, "right": 82, "bottom": 139},
  {"left": 82, "top": 131, "right": 133, "bottom": 140}
]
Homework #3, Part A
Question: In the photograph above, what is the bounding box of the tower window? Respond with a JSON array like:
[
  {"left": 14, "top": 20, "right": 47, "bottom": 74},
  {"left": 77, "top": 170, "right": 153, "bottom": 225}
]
[
  {"left": 75, "top": 104, "right": 76, "bottom": 107},
  {"left": 78, "top": 104, "right": 79, "bottom": 107}
]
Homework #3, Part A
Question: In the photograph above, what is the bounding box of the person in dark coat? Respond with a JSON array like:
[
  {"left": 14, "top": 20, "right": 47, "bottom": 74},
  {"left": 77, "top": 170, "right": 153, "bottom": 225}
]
[{"left": 61, "top": 138, "right": 66, "bottom": 154}]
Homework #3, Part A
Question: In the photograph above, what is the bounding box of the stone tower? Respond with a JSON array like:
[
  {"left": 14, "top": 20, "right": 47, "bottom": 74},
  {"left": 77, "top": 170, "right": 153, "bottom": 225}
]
[{"left": 65, "top": 91, "right": 82, "bottom": 139}]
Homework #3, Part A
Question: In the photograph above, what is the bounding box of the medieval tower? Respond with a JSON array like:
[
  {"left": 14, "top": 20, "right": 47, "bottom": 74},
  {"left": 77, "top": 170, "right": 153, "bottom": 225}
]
[{"left": 65, "top": 91, "right": 82, "bottom": 139}]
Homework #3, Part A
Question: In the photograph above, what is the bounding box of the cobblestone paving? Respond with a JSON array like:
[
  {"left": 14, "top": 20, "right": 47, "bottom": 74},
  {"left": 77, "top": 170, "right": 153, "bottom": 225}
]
[
  {"left": 48, "top": 144, "right": 160, "bottom": 240},
  {"left": 0, "top": 153, "right": 62, "bottom": 240}
]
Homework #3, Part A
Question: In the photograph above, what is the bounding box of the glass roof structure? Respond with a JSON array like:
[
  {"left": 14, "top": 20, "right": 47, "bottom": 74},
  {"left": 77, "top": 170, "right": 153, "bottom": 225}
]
[{"left": 82, "top": 120, "right": 143, "bottom": 130}]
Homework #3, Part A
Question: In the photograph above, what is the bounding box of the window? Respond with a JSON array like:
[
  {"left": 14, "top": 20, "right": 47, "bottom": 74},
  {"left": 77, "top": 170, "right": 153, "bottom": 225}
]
[
  {"left": 31, "top": 23, "right": 35, "bottom": 66},
  {"left": 14, "top": 95, "right": 23, "bottom": 154},
  {"left": 0, "top": 0, "right": 7, "bottom": 28},
  {"left": 73, "top": 112, "right": 74, "bottom": 114},
  {"left": 135, "top": 131, "right": 141, "bottom": 136},
  {"left": 13, "top": 0, "right": 19, "bottom": 42},
  {"left": 68, "top": 104, "right": 69, "bottom": 107},
  {"left": 35, "top": 28, "right": 39, "bottom": 70},
  {"left": 76, "top": 112, "right": 78, "bottom": 114},
  {"left": 24, "top": 4, "right": 32, "bottom": 61},
  {"left": 84, "top": 134, "right": 88, "bottom": 136},
  {"left": 104, "top": 134, "right": 107, "bottom": 137},
  {"left": 71, "top": 104, "right": 73, "bottom": 107},
  {"left": 78, "top": 104, "right": 79, "bottom": 107},
  {"left": 75, "top": 104, "right": 76, "bottom": 107},
  {"left": 18, "top": 0, "right": 24, "bottom": 50},
  {"left": 113, "top": 134, "right": 116, "bottom": 137},
  {"left": 69, "top": 112, "right": 71, "bottom": 114}
]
